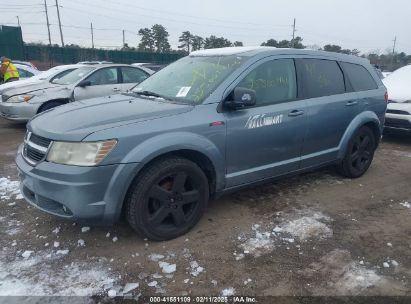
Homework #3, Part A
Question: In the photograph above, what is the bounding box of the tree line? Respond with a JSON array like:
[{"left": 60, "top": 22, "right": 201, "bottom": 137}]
[{"left": 26, "top": 23, "right": 411, "bottom": 71}]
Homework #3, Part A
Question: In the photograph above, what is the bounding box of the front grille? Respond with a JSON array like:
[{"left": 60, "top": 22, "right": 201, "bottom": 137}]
[
  {"left": 387, "top": 109, "right": 410, "bottom": 115},
  {"left": 29, "top": 133, "right": 52, "bottom": 147},
  {"left": 26, "top": 146, "right": 44, "bottom": 162},
  {"left": 385, "top": 118, "right": 411, "bottom": 130},
  {"left": 22, "top": 132, "right": 52, "bottom": 166}
]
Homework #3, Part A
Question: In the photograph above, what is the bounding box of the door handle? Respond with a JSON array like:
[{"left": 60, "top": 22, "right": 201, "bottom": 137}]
[
  {"left": 288, "top": 110, "right": 304, "bottom": 117},
  {"left": 113, "top": 88, "right": 120, "bottom": 92},
  {"left": 345, "top": 100, "right": 358, "bottom": 106}
]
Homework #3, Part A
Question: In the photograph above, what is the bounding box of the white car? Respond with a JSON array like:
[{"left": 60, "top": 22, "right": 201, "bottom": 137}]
[
  {"left": 383, "top": 65, "right": 411, "bottom": 132},
  {"left": 0, "top": 64, "right": 86, "bottom": 96}
]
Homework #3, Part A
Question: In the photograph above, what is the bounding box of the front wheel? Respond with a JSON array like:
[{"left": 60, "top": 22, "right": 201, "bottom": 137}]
[
  {"left": 125, "top": 157, "right": 209, "bottom": 241},
  {"left": 338, "top": 126, "right": 376, "bottom": 178}
]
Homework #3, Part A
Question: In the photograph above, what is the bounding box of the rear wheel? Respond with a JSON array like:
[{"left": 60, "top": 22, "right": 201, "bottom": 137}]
[
  {"left": 338, "top": 126, "right": 376, "bottom": 178},
  {"left": 125, "top": 157, "right": 209, "bottom": 241}
]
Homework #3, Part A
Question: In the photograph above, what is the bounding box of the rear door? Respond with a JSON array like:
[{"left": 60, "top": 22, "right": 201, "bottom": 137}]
[
  {"left": 296, "top": 58, "right": 360, "bottom": 168},
  {"left": 73, "top": 67, "right": 121, "bottom": 100},
  {"left": 224, "top": 57, "right": 307, "bottom": 187},
  {"left": 120, "top": 67, "right": 150, "bottom": 91}
]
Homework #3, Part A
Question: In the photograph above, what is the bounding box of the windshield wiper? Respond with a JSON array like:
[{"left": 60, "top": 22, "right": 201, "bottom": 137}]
[
  {"left": 135, "top": 90, "right": 163, "bottom": 98},
  {"left": 133, "top": 90, "right": 176, "bottom": 102}
]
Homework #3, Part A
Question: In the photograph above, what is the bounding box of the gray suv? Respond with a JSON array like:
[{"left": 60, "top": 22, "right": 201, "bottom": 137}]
[{"left": 16, "top": 47, "right": 387, "bottom": 240}]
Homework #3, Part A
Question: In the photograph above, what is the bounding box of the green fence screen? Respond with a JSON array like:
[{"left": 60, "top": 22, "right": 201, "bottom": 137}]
[{"left": 0, "top": 26, "right": 24, "bottom": 60}]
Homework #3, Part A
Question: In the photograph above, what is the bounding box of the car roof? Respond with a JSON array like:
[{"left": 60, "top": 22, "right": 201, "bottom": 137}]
[{"left": 190, "top": 46, "right": 370, "bottom": 65}]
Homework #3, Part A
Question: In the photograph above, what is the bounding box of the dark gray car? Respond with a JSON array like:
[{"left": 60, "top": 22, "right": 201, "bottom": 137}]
[{"left": 16, "top": 47, "right": 387, "bottom": 240}]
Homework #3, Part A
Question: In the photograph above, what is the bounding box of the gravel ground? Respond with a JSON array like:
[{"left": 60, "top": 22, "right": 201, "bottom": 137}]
[{"left": 0, "top": 117, "right": 410, "bottom": 300}]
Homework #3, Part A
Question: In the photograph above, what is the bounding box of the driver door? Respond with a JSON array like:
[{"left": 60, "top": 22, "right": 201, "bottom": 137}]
[
  {"left": 224, "top": 57, "right": 307, "bottom": 188},
  {"left": 73, "top": 67, "right": 121, "bottom": 101}
]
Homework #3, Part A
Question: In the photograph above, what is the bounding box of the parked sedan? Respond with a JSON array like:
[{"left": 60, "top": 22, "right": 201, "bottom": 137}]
[
  {"left": 0, "top": 64, "right": 86, "bottom": 96},
  {"left": 383, "top": 64, "right": 411, "bottom": 132},
  {"left": 0, "top": 64, "right": 152, "bottom": 122}
]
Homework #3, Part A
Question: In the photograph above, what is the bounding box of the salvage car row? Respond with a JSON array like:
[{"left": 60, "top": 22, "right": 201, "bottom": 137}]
[{"left": 0, "top": 62, "right": 155, "bottom": 121}]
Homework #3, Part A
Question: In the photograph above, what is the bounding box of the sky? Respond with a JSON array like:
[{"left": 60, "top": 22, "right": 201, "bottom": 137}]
[{"left": 3, "top": 0, "right": 411, "bottom": 54}]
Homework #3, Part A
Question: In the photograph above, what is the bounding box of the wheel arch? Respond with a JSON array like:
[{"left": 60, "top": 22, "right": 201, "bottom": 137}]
[
  {"left": 337, "top": 111, "right": 382, "bottom": 159},
  {"left": 37, "top": 98, "right": 70, "bottom": 114}
]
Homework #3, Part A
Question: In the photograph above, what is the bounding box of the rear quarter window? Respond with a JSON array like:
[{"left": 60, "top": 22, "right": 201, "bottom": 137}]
[
  {"left": 340, "top": 62, "right": 378, "bottom": 92},
  {"left": 300, "top": 59, "right": 345, "bottom": 98}
]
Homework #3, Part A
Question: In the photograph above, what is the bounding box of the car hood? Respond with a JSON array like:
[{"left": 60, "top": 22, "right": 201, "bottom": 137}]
[
  {"left": 383, "top": 67, "right": 411, "bottom": 103},
  {"left": 28, "top": 94, "right": 194, "bottom": 141},
  {"left": 1, "top": 81, "right": 64, "bottom": 99},
  {"left": 387, "top": 102, "right": 411, "bottom": 112}
]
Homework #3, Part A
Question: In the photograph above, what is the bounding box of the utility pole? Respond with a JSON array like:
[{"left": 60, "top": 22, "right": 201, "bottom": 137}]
[
  {"left": 392, "top": 36, "right": 397, "bottom": 55},
  {"left": 55, "top": 0, "right": 64, "bottom": 47},
  {"left": 291, "top": 18, "right": 296, "bottom": 48},
  {"left": 122, "top": 30, "right": 125, "bottom": 47},
  {"left": 91, "top": 22, "right": 94, "bottom": 48},
  {"left": 16, "top": 16, "right": 20, "bottom": 26},
  {"left": 44, "top": 0, "right": 52, "bottom": 45}
]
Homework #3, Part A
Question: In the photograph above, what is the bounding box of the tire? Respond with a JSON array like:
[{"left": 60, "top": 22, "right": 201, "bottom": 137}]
[
  {"left": 125, "top": 156, "right": 209, "bottom": 241},
  {"left": 338, "top": 126, "right": 376, "bottom": 178},
  {"left": 38, "top": 101, "right": 64, "bottom": 113}
]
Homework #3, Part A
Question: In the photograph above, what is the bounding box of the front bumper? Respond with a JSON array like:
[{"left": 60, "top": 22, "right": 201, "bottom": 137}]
[
  {"left": 385, "top": 113, "right": 411, "bottom": 131},
  {"left": 0, "top": 101, "right": 40, "bottom": 122},
  {"left": 16, "top": 148, "right": 141, "bottom": 224}
]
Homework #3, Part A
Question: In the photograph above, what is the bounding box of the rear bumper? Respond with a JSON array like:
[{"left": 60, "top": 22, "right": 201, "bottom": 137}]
[
  {"left": 385, "top": 113, "right": 411, "bottom": 131},
  {"left": 16, "top": 148, "right": 141, "bottom": 224},
  {"left": 0, "top": 102, "right": 40, "bottom": 122}
]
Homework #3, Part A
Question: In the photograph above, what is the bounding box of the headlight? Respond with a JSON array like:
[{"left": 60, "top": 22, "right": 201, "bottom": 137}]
[
  {"left": 6, "top": 94, "right": 34, "bottom": 103},
  {"left": 47, "top": 139, "right": 117, "bottom": 166}
]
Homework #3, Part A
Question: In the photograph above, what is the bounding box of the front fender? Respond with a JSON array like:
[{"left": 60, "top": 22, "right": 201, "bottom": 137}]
[
  {"left": 337, "top": 111, "right": 381, "bottom": 159},
  {"left": 122, "top": 131, "right": 226, "bottom": 190}
]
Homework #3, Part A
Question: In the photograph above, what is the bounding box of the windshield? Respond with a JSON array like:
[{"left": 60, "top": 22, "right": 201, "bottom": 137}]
[
  {"left": 132, "top": 55, "right": 247, "bottom": 104},
  {"left": 51, "top": 67, "right": 95, "bottom": 85}
]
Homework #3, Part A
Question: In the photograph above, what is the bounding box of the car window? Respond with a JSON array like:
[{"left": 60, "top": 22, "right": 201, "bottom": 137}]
[
  {"left": 51, "top": 67, "right": 95, "bottom": 85},
  {"left": 86, "top": 68, "right": 118, "bottom": 85},
  {"left": 49, "top": 69, "right": 76, "bottom": 82},
  {"left": 236, "top": 58, "right": 297, "bottom": 106},
  {"left": 18, "top": 68, "right": 34, "bottom": 78},
  {"left": 121, "top": 67, "right": 148, "bottom": 84},
  {"left": 301, "top": 59, "right": 345, "bottom": 98},
  {"left": 132, "top": 55, "right": 247, "bottom": 105},
  {"left": 340, "top": 62, "right": 378, "bottom": 91}
]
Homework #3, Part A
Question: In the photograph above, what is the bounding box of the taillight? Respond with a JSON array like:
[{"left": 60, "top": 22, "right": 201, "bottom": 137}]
[{"left": 384, "top": 91, "right": 388, "bottom": 103}]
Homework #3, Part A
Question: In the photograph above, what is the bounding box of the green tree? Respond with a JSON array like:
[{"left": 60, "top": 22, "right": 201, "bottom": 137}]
[
  {"left": 191, "top": 35, "right": 205, "bottom": 51},
  {"left": 323, "top": 44, "right": 343, "bottom": 53},
  {"left": 233, "top": 41, "right": 243, "bottom": 47},
  {"left": 261, "top": 39, "right": 278, "bottom": 47},
  {"left": 151, "top": 24, "right": 170, "bottom": 53},
  {"left": 290, "top": 36, "right": 305, "bottom": 49},
  {"left": 178, "top": 31, "right": 192, "bottom": 53},
  {"left": 137, "top": 28, "right": 154, "bottom": 52},
  {"left": 277, "top": 40, "right": 291, "bottom": 48},
  {"left": 204, "top": 35, "right": 232, "bottom": 49}
]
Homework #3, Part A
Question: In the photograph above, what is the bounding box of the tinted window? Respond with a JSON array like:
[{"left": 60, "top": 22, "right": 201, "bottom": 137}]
[
  {"left": 87, "top": 68, "right": 118, "bottom": 85},
  {"left": 121, "top": 67, "right": 148, "bottom": 84},
  {"left": 237, "top": 59, "right": 297, "bottom": 106},
  {"left": 340, "top": 62, "right": 378, "bottom": 91},
  {"left": 301, "top": 59, "right": 345, "bottom": 98}
]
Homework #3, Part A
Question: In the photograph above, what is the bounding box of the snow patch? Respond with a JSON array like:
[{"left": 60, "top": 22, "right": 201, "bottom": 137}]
[
  {"left": 0, "top": 250, "right": 116, "bottom": 296},
  {"left": 158, "top": 261, "right": 176, "bottom": 274},
  {"left": 280, "top": 212, "right": 333, "bottom": 241},
  {"left": 0, "top": 177, "right": 21, "bottom": 201},
  {"left": 190, "top": 261, "right": 204, "bottom": 277},
  {"left": 221, "top": 287, "right": 235, "bottom": 296},
  {"left": 400, "top": 202, "right": 410, "bottom": 209}
]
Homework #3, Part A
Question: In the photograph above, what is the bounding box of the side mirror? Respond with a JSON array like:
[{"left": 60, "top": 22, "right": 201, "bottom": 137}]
[
  {"left": 77, "top": 80, "right": 91, "bottom": 87},
  {"left": 226, "top": 87, "right": 256, "bottom": 110}
]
